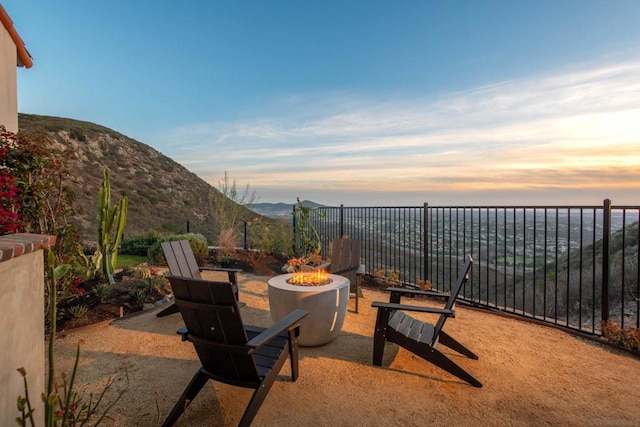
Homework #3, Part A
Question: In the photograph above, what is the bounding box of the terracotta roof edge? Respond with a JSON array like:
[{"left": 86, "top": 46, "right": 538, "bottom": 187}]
[{"left": 0, "top": 3, "right": 33, "bottom": 69}]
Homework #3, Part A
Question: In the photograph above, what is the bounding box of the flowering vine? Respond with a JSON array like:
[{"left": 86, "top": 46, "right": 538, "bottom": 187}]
[{"left": 0, "top": 127, "right": 23, "bottom": 234}]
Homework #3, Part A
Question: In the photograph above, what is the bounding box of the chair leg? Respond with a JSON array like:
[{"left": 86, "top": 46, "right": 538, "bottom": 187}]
[
  {"left": 355, "top": 276, "right": 361, "bottom": 313},
  {"left": 438, "top": 330, "right": 478, "bottom": 359},
  {"left": 161, "top": 368, "right": 210, "bottom": 427},
  {"left": 288, "top": 328, "right": 301, "bottom": 381},
  {"left": 423, "top": 347, "right": 482, "bottom": 388},
  {"left": 239, "top": 350, "right": 291, "bottom": 427},
  {"left": 354, "top": 285, "right": 359, "bottom": 314},
  {"left": 156, "top": 302, "right": 179, "bottom": 317},
  {"left": 372, "top": 309, "right": 390, "bottom": 366}
]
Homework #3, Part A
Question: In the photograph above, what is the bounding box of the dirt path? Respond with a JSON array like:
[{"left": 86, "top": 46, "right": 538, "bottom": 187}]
[{"left": 52, "top": 272, "right": 640, "bottom": 426}]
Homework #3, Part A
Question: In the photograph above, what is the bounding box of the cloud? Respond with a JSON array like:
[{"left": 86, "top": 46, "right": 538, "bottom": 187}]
[{"left": 157, "top": 59, "right": 640, "bottom": 205}]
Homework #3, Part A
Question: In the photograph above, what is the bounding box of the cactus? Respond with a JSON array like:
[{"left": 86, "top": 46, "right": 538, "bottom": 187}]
[{"left": 97, "top": 168, "right": 128, "bottom": 285}]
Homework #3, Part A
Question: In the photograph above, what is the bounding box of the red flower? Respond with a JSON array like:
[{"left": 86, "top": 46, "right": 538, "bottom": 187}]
[{"left": 70, "top": 278, "right": 85, "bottom": 295}]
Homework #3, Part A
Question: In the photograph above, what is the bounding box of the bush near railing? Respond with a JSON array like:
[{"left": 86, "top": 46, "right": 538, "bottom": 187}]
[{"left": 601, "top": 320, "right": 640, "bottom": 352}]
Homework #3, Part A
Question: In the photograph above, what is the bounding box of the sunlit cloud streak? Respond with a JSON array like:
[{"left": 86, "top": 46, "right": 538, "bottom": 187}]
[{"left": 158, "top": 60, "right": 640, "bottom": 205}]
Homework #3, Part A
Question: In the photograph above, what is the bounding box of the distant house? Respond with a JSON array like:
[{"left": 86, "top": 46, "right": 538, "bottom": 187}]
[{"left": 0, "top": 3, "right": 32, "bottom": 132}]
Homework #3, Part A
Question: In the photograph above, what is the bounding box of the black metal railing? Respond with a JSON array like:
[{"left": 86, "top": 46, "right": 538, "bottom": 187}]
[{"left": 293, "top": 200, "right": 640, "bottom": 335}]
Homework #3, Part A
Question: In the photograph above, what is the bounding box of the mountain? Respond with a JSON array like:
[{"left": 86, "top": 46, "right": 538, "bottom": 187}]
[
  {"left": 246, "top": 200, "right": 327, "bottom": 219},
  {"left": 17, "top": 113, "right": 255, "bottom": 243}
]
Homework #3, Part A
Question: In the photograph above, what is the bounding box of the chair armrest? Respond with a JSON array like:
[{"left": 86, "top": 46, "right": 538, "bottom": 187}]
[
  {"left": 200, "top": 267, "right": 243, "bottom": 273},
  {"left": 246, "top": 309, "right": 309, "bottom": 349},
  {"left": 315, "top": 262, "right": 331, "bottom": 270},
  {"left": 386, "top": 287, "right": 450, "bottom": 300},
  {"left": 371, "top": 301, "right": 455, "bottom": 317},
  {"left": 333, "top": 265, "right": 359, "bottom": 276}
]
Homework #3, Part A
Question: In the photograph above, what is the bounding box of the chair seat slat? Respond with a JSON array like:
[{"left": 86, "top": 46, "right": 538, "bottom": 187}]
[
  {"left": 394, "top": 312, "right": 415, "bottom": 337},
  {"left": 407, "top": 319, "right": 424, "bottom": 342}
]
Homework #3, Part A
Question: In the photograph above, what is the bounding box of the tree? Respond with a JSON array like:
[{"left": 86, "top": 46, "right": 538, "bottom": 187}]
[{"left": 208, "top": 171, "right": 258, "bottom": 244}]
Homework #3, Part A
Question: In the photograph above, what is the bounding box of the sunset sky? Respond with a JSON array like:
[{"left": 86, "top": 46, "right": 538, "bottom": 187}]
[{"left": 7, "top": 1, "right": 640, "bottom": 206}]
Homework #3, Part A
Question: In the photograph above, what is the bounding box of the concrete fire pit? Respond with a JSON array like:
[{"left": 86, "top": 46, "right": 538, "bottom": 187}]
[{"left": 268, "top": 273, "right": 349, "bottom": 346}]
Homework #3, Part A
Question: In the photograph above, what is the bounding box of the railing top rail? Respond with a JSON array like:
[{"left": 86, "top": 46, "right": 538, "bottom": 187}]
[
  {"left": 312, "top": 204, "right": 640, "bottom": 210},
  {"left": 427, "top": 205, "right": 605, "bottom": 209},
  {"left": 611, "top": 205, "right": 640, "bottom": 209},
  {"left": 315, "top": 206, "right": 424, "bottom": 209}
]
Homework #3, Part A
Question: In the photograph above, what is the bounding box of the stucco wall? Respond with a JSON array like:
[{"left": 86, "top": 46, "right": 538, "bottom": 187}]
[
  {"left": 0, "top": 23, "right": 18, "bottom": 132},
  {"left": 0, "top": 234, "right": 54, "bottom": 427}
]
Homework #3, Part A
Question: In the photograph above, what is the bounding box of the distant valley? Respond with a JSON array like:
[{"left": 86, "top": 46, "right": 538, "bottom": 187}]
[{"left": 246, "top": 200, "right": 326, "bottom": 219}]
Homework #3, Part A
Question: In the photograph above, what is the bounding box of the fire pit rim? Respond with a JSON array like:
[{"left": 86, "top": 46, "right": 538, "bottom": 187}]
[{"left": 269, "top": 273, "right": 348, "bottom": 292}]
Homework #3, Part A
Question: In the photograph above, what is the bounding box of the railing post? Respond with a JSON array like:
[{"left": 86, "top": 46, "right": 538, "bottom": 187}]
[
  {"left": 186, "top": 219, "right": 190, "bottom": 233},
  {"left": 292, "top": 204, "right": 298, "bottom": 255},
  {"left": 340, "top": 204, "right": 344, "bottom": 238},
  {"left": 601, "top": 199, "right": 611, "bottom": 326},
  {"left": 423, "top": 202, "right": 429, "bottom": 282}
]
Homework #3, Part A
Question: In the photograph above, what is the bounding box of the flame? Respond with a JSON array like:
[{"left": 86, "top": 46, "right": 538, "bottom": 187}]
[{"left": 288, "top": 269, "right": 332, "bottom": 286}]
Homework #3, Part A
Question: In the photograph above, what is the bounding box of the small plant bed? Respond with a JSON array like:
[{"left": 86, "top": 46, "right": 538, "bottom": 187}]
[
  {"left": 361, "top": 270, "right": 432, "bottom": 292},
  {"left": 208, "top": 249, "right": 288, "bottom": 277},
  {"left": 50, "top": 252, "right": 288, "bottom": 335},
  {"left": 52, "top": 268, "right": 172, "bottom": 334}
]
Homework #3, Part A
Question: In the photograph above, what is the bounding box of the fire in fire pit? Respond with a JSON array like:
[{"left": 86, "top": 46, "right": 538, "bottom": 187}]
[{"left": 287, "top": 269, "right": 332, "bottom": 286}]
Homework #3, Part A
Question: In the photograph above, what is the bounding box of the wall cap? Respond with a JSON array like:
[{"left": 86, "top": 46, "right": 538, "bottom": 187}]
[{"left": 0, "top": 233, "right": 56, "bottom": 263}]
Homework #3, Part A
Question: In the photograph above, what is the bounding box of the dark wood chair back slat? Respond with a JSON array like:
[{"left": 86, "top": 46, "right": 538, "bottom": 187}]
[
  {"left": 329, "top": 238, "right": 361, "bottom": 290},
  {"left": 162, "top": 240, "right": 202, "bottom": 279},
  {"left": 433, "top": 256, "right": 472, "bottom": 337},
  {"left": 158, "top": 240, "right": 242, "bottom": 317}
]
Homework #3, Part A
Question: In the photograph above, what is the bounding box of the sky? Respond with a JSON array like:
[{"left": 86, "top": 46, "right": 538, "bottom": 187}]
[{"left": 5, "top": 1, "right": 640, "bottom": 206}]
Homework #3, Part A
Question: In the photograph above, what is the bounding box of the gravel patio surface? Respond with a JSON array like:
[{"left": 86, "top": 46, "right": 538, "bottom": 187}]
[{"left": 52, "top": 271, "right": 640, "bottom": 426}]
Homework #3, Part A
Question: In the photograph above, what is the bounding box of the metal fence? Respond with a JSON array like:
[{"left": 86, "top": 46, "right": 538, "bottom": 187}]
[{"left": 293, "top": 200, "right": 640, "bottom": 335}]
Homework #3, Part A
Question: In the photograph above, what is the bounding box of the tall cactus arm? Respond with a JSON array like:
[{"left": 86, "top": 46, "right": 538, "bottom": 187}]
[{"left": 110, "top": 197, "right": 128, "bottom": 271}]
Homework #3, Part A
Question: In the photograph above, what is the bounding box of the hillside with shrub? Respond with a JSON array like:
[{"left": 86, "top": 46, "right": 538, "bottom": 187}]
[{"left": 18, "top": 113, "right": 260, "bottom": 244}]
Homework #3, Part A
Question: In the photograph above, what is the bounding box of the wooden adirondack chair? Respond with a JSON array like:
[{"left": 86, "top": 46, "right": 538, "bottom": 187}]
[
  {"left": 157, "top": 239, "right": 243, "bottom": 317},
  {"left": 162, "top": 275, "right": 308, "bottom": 427},
  {"left": 319, "top": 238, "right": 362, "bottom": 313},
  {"left": 371, "top": 255, "right": 481, "bottom": 387}
]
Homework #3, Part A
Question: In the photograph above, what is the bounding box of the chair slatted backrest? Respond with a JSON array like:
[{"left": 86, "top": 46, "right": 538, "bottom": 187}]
[
  {"left": 329, "top": 238, "right": 361, "bottom": 291},
  {"left": 433, "top": 256, "right": 473, "bottom": 339},
  {"left": 167, "top": 276, "right": 260, "bottom": 384},
  {"left": 162, "top": 240, "right": 203, "bottom": 279}
]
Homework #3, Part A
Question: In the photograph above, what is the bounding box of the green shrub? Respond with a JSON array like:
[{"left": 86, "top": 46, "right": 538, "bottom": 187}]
[
  {"left": 93, "top": 283, "right": 111, "bottom": 303},
  {"left": 129, "top": 286, "right": 148, "bottom": 305},
  {"left": 69, "top": 128, "right": 86, "bottom": 142},
  {"left": 120, "top": 231, "right": 162, "bottom": 256},
  {"left": 247, "top": 217, "right": 292, "bottom": 257},
  {"left": 147, "top": 233, "right": 208, "bottom": 265},
  {"left": 68, "top": 304, "right": 89, "bottom": 318}
]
